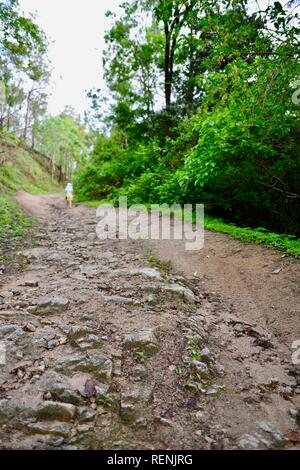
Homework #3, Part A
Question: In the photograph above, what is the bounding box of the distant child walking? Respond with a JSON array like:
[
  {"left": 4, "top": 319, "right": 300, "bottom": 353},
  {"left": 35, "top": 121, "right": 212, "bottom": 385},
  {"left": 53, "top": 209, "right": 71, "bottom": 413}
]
[{"left": 65, "top": 182, "right": 74, "bottom": 209}]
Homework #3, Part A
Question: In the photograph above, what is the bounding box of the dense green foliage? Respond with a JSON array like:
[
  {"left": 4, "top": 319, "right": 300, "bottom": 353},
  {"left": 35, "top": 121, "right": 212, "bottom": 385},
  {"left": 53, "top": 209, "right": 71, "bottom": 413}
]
[
  {"left": 35, "top": 110, "right": 90, "bottom": 181},
  {"left": 0, "top": 138, "right": 60, "bottom": 259},
  {"left": 75, "top": 0, "right": 300, "bottom": 237},
  {"left": 0, "top": 192, "right": 32, "bottom": 261}
]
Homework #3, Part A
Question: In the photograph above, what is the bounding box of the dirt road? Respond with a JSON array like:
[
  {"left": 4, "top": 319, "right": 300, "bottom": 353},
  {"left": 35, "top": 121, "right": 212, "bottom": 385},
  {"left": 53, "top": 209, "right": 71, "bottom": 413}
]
[{"left": 0, "top": 191, "right": 299, "bottom": 450}]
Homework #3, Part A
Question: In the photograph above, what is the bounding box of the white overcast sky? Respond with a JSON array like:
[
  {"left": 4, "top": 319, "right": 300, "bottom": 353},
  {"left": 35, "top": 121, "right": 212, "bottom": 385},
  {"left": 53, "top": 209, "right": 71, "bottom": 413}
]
[
  {"left": 18, "top": 1, "right": 296, "bottom": 118},
  {"left": 19, "top": 0, "right": 122, "bottom": 117}
]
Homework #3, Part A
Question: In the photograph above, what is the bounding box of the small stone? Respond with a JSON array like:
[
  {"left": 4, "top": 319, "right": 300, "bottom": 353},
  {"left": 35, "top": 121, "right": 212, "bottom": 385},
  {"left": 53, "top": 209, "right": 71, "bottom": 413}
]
[
  {"left": 98, "top": 283, "right": 109, "bottom": 290},
  {"left": 272, "top": 268, "right": 282, "bottom": 275},
  {"left": 161, "top": 284, "right": 195, "bottom": 303},
  {"left": 0, "top": 400, "right": 26, "bottom": 424},
  {"left": 123, "top": 329, "right": 159, "bottom": 354},
  {"left": 84, "top": 379, "right": 96, "bottom": 398},
  {"left": 120, "top": 386, "right": 153, "bottom": 425},
  {"left": 48, "top": 437, "right": 65, "bottom": 447},
  {"left": 191, "top": 360, "right": 211, "bottom": 380},
  {"left": 0, "top": 324, "right": 20, "bottom": 338},
  {"left": 36, "top": 363, "right": 46, "bottom": 372},
  {"left": 113, "top": 359, "right": 122, "bottom": 377},
  {"left": 145, "top": 294, "right": 156, "bottom": 305},
  {"left": 33, "top": 401, "right": 77, "bottom": 422},
  {"left": 25, "top": 280, "right": 39, "bottom": 287},
  {"left": 200, "top": 347, "right": 214, "bottom": 364},
  {"left": 59, "top": 336, "right": 68, "bottom": 345},
  {"left": 155, "top": 416, "right": 172, "bottom": 426},
  {"left": 54, "top": 351, "right": 112, "bottom": 383},
  {"left": 27, "top": 422, "right": 71, "bottom": 438},
  {"left": 279, "top": 385, "right": 294, "bottom": 399},
  {"left": 67, "top": 326, "right": 102, "bottom": 350},
  {"left": 211, "top": 440, "right": 223, "bottom": 450},
  {"left": 23, "top": 323, "right": 36, "bottom": 333},
  {"left": 31, "top": 297, "right": 69, "bottom": 315},
  {"left": 77, "top": 408, "right": 97, "bottom": 423},
  {"left": 99, "top": 294, "right": 134, "bottom": 305},
  {"left": 215, "top": 364, "right": 225, "bottom": 376},
  {"left": 68, "top": 325, "right": 94, "bottom": 340},
  {"left": 95, "top": 384, "right": 110, "bottom": 402},
  {"left": 108, "top": 267, "right": 162, "bottom": 280},
  {"left": 14, "top": 300, "right": 29, "bottom": 308},
  {"left": 238, "top": 434, "right": 269, "bottom": 450},
  {"left": 256, "top": 421, "right": 288, "bottom": 448},
  {"left": 206, "top": 384, "right": 224, "bottom": 397},
  {"left": 133, "top": 365, "right": 148, "bottom": 380},
  {"left": 77, "top": 424, "right": 94, "bottom": 435}
]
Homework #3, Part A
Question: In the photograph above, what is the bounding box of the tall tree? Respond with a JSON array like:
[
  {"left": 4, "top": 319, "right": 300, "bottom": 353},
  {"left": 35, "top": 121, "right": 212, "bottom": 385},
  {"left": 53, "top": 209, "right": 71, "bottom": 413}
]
[
  {"left": 35, "top": 112, "right": 89, "bottom": 181},
  {"left": 153, "top": 0, "right": 198, "bottom": 108},
  {"left": 0, "top": 0, "right": 48, "bottom": 138}
]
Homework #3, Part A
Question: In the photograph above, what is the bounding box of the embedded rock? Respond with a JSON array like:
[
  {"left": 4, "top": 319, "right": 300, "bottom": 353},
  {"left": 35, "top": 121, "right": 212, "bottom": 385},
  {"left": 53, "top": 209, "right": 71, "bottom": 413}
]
[
  {"left": 123, "top": 329, "right": 159, "bottom": 354},
  {"left": 32, "top": 401, "right": 77, "bottom": 422},
  {"left": 54, "top": 351, "right": 112, "bottom": 383},
  {"left": 30, "top": 297, "right": 69, "bottom": 315}
]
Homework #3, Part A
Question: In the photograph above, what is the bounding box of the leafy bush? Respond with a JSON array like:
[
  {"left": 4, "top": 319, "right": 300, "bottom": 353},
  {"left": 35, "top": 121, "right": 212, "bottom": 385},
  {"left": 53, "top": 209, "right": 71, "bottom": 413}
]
[
  {"left": 75, "top": 13, "right": 300, "bottom": 239},
  {"left": 181, "top": 56, "right": 300, "bottom": 234}
]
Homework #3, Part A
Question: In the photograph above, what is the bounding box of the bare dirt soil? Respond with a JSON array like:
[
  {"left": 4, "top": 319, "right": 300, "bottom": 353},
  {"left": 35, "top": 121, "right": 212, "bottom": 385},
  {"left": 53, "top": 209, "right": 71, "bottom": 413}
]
[{"left": 0, "top": 191, "right": 299, "bottom": 450}]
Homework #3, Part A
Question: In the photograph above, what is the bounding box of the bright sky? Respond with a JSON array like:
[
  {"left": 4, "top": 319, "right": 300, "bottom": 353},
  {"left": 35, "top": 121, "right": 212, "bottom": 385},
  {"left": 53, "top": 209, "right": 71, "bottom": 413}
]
[
  {"left": 19, "top": 0, "right": 122, "bottom": 117},
  {"left": 18, "top": 1, "right": 297, "bottom": 118}
]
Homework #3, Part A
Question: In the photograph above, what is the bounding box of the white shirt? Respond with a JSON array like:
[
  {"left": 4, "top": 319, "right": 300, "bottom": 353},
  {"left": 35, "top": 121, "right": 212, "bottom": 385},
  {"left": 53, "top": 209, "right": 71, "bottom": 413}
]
[{"left": 65, "top": 185, "right": 73, "bottom": 196}]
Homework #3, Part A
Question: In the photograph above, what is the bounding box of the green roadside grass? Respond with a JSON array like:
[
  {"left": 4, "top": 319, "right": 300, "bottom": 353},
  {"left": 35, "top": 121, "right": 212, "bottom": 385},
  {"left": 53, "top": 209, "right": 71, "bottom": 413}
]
[
  {"left": 80, "top": 199, "right": 300, "bottom": 258},
  {"left": 204, "top": 215, "right": 300, "bottom": 258},
  {"left": 0, "top": 148, "right": 61, "bottom": 195},
  {"left": 0, "top": 139, "right": 63, "bottom": 262},
  {"left": 83, "top": 199, "right": 112, "bottom": 208},
  {"left": 0, "top": 193, "right": 34, "bottom": 263}
]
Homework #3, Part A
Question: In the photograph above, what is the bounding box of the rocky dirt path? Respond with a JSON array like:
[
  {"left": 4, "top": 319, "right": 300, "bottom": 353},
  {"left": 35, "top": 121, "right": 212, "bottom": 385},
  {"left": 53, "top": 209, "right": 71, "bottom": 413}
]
[{"left": 0, "top": 192, "right": 299, "bottom": 450}]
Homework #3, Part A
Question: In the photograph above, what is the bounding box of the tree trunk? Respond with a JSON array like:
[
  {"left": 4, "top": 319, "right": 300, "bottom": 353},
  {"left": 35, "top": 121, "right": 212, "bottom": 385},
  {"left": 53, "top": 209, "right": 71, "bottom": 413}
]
[
  {"left": 185, "top": 27, "right": 196, "bottom": 109},
  {"left": 51, "top": 152, "right": 56, "bottom": 181},
  {"left": 7, "top": 108, "right": 11, "bottom": 131},
  {"left": 0, "top": 106, "right": 4, "bottom": 131},
  {"left": 164, "top": 25, "right": 172, "bottom": 108},
  {"left": 31, "top": 129, "right": 35, "bottom": 149},
  {"left": 23, "top": 93, "right": 31, "bottom": 141}
]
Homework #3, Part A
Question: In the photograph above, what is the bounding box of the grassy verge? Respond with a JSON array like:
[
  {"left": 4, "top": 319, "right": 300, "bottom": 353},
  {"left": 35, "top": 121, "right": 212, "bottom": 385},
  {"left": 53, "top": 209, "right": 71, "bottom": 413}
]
[
  {"left": 0, "top": 148, "right": 61, "bottom": 194},
  {"left": 83, "top": 199, "right": 112, "bottom": 208},
  {"left": 0, "top": 193, "right": 34, "bottom": 263},
  {"left": 204, "top": 215, "right": 300, "bottom": 258},
  {"left": 0, "top": 138, "right": 62, "bottom": 263},
  {"left": 81, "top": 198, "right": 300, "bottom": 258}
]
